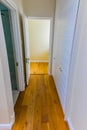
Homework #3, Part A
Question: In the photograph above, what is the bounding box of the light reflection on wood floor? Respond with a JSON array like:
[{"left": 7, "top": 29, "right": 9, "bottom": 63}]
[
  {"left": 30, "top": 62, "right": 48, "bottom": 74},
  {"left": 12, "top": 75, "right": 69, "bottom": 130}
]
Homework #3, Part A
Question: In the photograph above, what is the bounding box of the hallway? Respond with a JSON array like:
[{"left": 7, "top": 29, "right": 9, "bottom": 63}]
[
  {"left": 12, "top": 75, "right": 69, "bottom": 130},
  {"left": 30, "top": 62, "right": 48, "bottom": 74}
]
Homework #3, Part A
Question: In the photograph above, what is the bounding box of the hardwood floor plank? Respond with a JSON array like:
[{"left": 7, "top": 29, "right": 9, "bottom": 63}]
[
  {"left": 41, "top": 123, "right": 50, "bottom": 130},
  {"left": 30, "top": 62, "right": 48, "bottom": 74},
  {"left": 12, "top": 75, "right": 69, "bottom": 130},
  {"left": 33, "top": 76, "right": 42, "bottom": 130}
]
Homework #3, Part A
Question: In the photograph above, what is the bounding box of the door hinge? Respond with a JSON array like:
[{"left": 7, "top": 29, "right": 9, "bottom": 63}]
[{"left": 16, "top": 62, "right": 18, "bottom": 66}]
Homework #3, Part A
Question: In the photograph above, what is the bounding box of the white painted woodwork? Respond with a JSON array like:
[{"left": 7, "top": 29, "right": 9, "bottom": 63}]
[
  {"left": 22, "top": 14, "right": 30, "bottom": 85},
  {"left": 52, "top": 0, "right": 79, "bottom": 113}
]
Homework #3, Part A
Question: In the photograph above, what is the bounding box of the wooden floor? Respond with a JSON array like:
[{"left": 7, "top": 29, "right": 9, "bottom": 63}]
[
  {"left": 12, "top": 75, "right": 69, "bottom": 130},
  {"left": 30, "top": 62, "right": 48, "bottom": 74}
]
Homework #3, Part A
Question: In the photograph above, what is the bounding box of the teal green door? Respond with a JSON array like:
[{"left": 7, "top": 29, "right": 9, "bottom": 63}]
[{"left": 1, "top": 10, "right": 17, "bottom": 90}]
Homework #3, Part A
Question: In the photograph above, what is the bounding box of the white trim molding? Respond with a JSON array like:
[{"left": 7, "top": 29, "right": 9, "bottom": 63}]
[
  {"left": 0, "top": 0, "right": 17, "bottom": 10},
  {"left": 67, "top": 118, "right": 74, "bottom": 130},
  {"left": 30, "top": 60, "right": 49, "bottom": 63},
  {"left": 28, "top": 16, "right": 53, "bottom": 20},
  {"left": 48, "top": 17, "right": 53, "bottom": 75},
  {"left": 0, "top": 112, "right": 15, "bottom": 130}
]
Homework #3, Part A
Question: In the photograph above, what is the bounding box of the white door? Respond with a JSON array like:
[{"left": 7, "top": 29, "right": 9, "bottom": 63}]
[{"left": 22, "top": 14, "right": 30, "bottom": 85}]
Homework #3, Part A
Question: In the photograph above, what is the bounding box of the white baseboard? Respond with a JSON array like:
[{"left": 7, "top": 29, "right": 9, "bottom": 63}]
[
  {"left": 30, "top": 60, "right": 49, "bottom": 63},
  {"left": 19, "top": 83, "right": 25, "bottom": 91},
  {"left": 0, "top": 112, "right": 15, "bottom": 130},
  {"left": 12, "top": 90, "right": 19, "bottom": 105},
  {"left": 67, "top": 117, "right": 74, "bottom": 130}
]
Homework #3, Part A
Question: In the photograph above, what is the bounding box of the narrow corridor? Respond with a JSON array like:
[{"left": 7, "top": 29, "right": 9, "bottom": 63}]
[
  {"left": 30, "top": 62, "right": 48, "bottom": 74},
  {"left": 12, "top": 75, "right": 69, "bottom": 130}
]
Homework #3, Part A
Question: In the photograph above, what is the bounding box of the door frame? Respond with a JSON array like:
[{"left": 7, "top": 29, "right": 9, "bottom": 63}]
[
  {"left": 0, "top": 0, "right": 25, "bottom": 91},
  {"left": 22, "top": 14, "right": 30, "bottom": 86},
  {"left": 28, "top": 17, "right": 53, "bottom": 75},
  {"left": 64, "top": 0, "right": 80, "bottom": 121},
  {"left": 0, "top": 11, "right": 15, "bottom": 129}
]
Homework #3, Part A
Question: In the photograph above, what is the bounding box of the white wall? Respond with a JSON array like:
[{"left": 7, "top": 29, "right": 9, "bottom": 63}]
[
  {"left": 67, "top": 0, "right": 87, "bottom": 129},
  {"left": 29, "top": 19, "right": 50, "bottom": 61},
  {"left": 52, "top": 0, "right": 79, "bottom": 113},
  {"left": 22, "top": 0, "right": 56, "bottom": 17}
]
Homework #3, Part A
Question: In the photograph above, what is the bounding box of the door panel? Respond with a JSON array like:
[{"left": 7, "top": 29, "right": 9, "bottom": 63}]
[
  {"left": 1, "top": 10, "right": 17, "bottom": 90},
  {"left": 22, "top": 14, "right": 30, "bottom": 85}
]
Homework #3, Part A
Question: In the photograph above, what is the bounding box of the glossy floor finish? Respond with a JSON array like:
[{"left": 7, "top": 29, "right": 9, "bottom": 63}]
[
  {"left": 30, "top": 62, "right": 48, "bottom": 74},
  {"left": 12, "top": 75, "right": 69, "bottom": 130}
]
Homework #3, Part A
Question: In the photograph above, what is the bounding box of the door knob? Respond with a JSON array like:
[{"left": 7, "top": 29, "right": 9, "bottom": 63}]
[
  {"left": 25, "top": 58, "right": 30, "bottom": 63},
  {"left": 16, "top": 62, "right": 18, "bottom": 66},
  {"left": 59, "top": 67, "right": 63, "bottom": 72},
  {"left": 25, "top": 58, "right": 30, "bottom": 61},
  {"left": 58, "top": 67, "right": 63, "bottom": 72}
]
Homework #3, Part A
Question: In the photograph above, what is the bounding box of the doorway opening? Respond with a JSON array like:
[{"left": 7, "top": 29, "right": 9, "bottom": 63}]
[
  {"left": 0, "top": 0, "right": 25, "bottom": 106},
  {"left": 0, "top": 2, "right": 19, "bottom": 104},
  {"left": 22, "top": 16, "right": 53, "bottom": 85},
  {"left": 0, "top": 3, "right": 19, "bottom": 104},
  {"left": 28, "top": 18, "right": 51, "bottom": 75}
]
